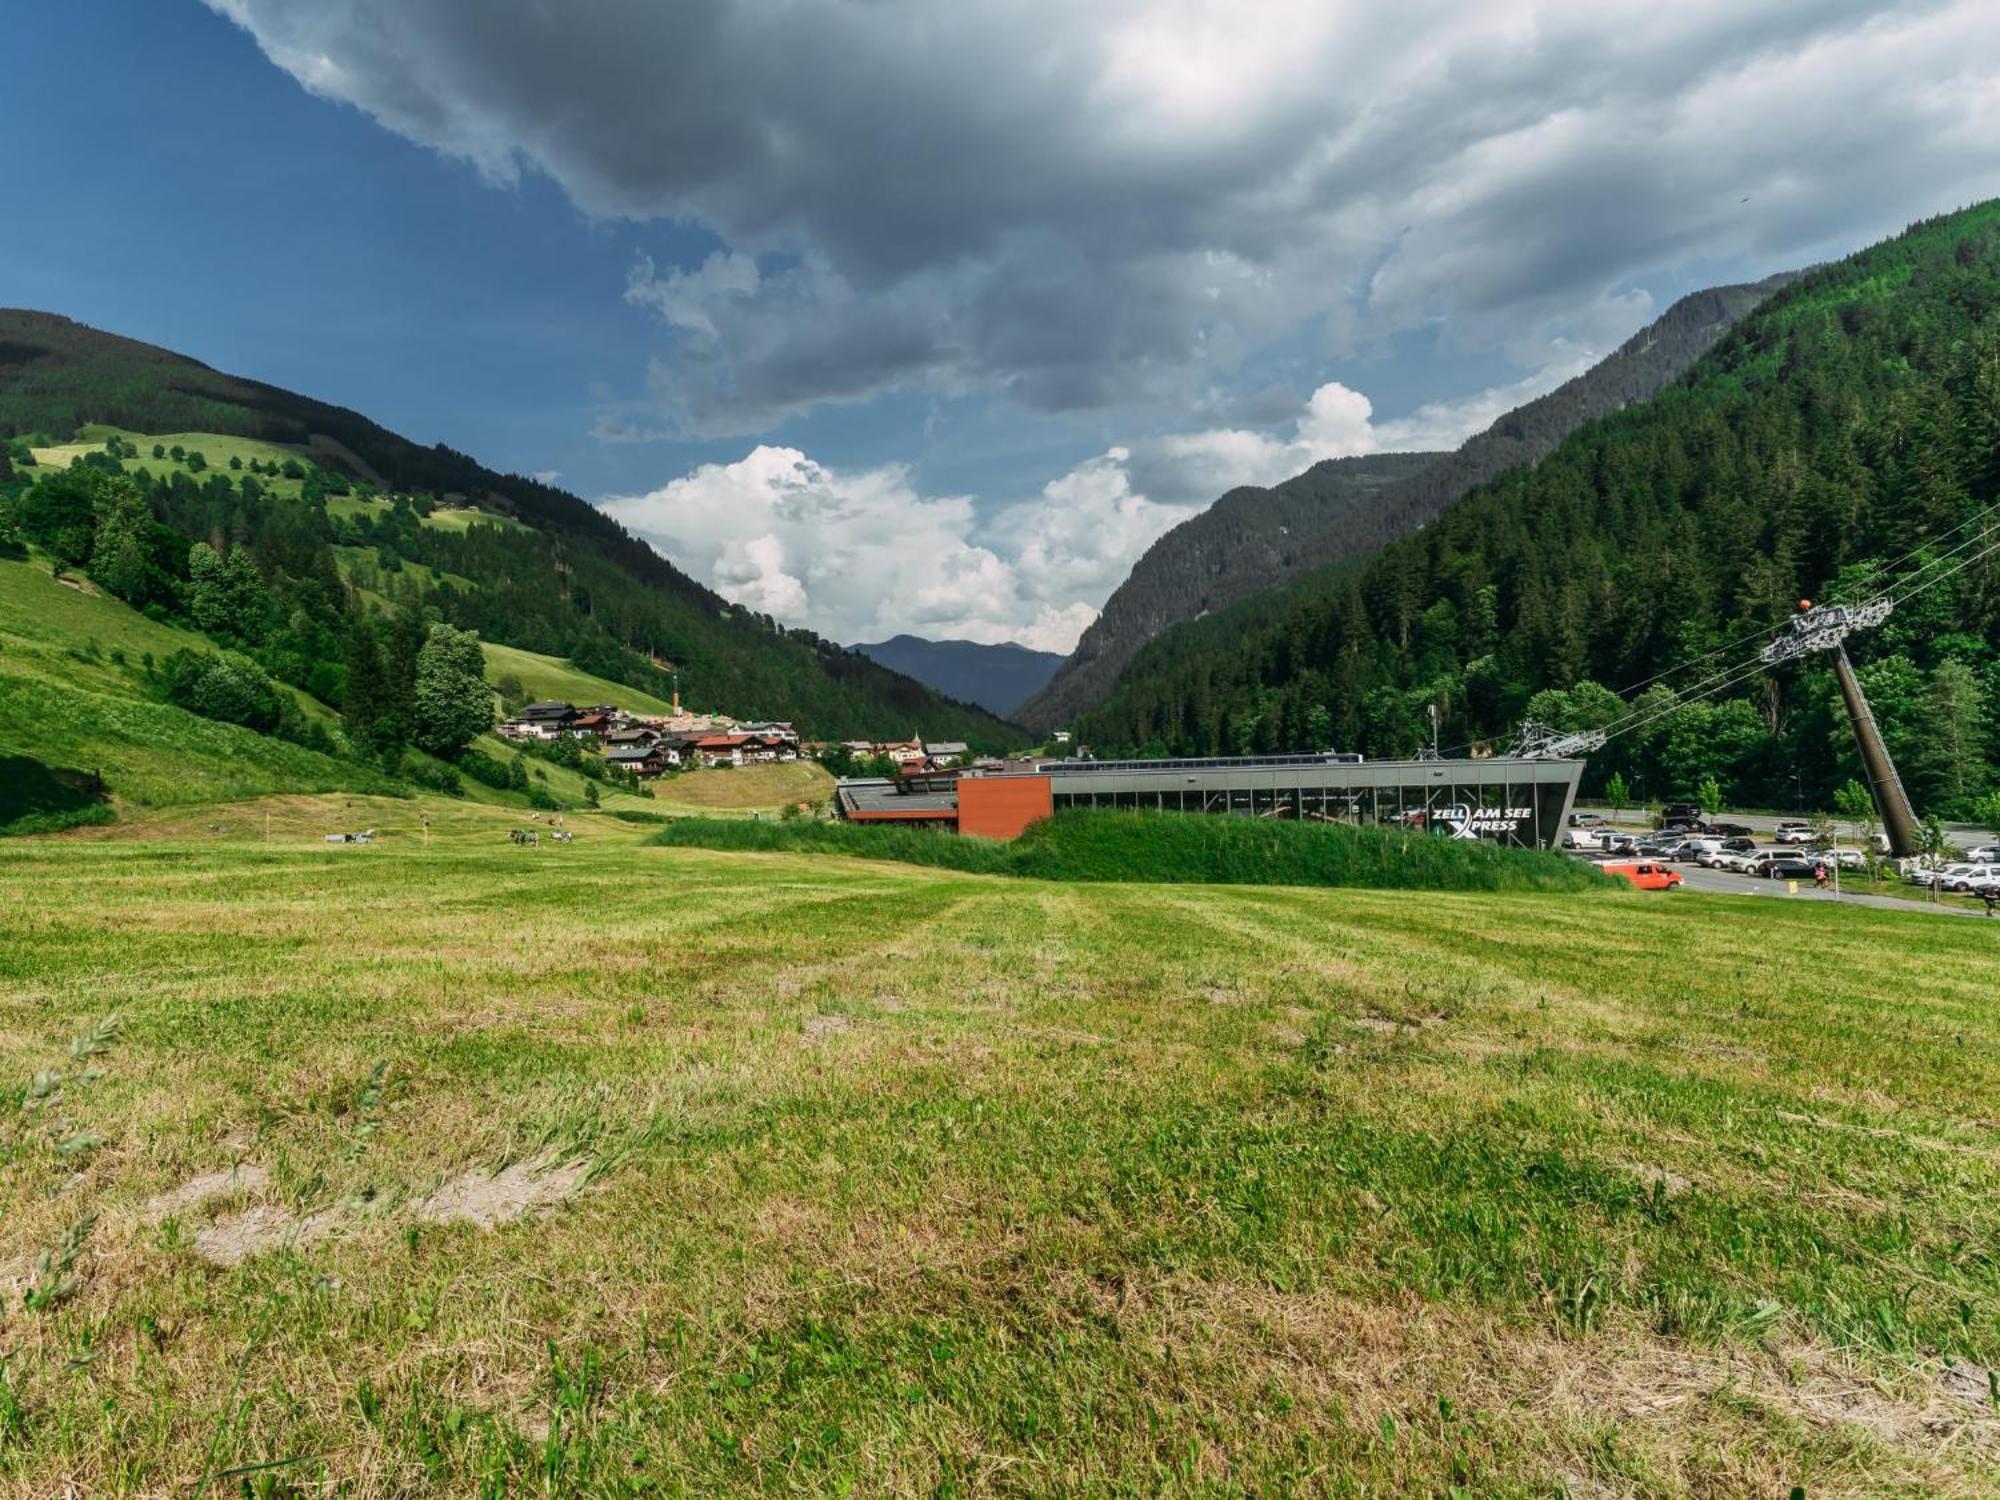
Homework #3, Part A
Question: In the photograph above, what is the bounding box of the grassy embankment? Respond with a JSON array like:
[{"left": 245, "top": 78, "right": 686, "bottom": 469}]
[
  {"left": 1, "top": 808, "right": 1994, "bottom": 1495},
  {"left": 657, "top": 808, "right": 1613, "bottom": 892}
]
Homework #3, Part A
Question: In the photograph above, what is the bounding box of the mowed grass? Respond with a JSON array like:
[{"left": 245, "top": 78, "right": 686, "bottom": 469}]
[
  {"left": 1, "top": 815, "right": 1997, "bottom": 1496},
  {"left": 480, "top": 641, "right": 678, "bottom": 718},
  {"left": 648, "top": 760, "right": 834, "bottom": 816}
]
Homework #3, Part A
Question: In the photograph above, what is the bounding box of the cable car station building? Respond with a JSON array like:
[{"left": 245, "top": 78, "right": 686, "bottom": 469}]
[{"left": 836, "top": 753, "right": 1586, "bottom": 847}]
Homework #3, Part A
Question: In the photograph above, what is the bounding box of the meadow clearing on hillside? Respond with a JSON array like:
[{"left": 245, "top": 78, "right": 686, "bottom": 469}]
[{"left": 1, "top": 808, "right": 1996, "bottom": 1496}]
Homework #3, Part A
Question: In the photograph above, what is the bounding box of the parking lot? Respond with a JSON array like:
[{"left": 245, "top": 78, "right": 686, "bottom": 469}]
[{"left": 1565, "top": 815, "right": 2000, "bottom": 918}]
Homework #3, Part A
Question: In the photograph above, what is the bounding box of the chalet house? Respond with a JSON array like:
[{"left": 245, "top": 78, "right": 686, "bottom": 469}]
[
  {"left": 922, "top": 741, "right": 969, "bottom": 766},
  {"left": 500, "top": 701, "right": 578, "bottom": 740},
  {"left": 604, "top": 725, "right": 661, "bottom": 748},
  {"left": 742, "top": 733, "right": 797, "bottom": 764},
  {"left": 691, "top": 733, "right": 750, "bottom": 768},
  {"left": 605, "top": 743, "right": 674, "bottom": 778},
  {"left": 570, "top": 710, "right": 616, "bottom": 740},
  {"left": 878, "top": 741, "right": 927, "bottom": 768}
]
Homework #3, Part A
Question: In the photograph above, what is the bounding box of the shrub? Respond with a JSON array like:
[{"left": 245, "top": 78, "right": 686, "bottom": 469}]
[
  {"left": 652, "top": 810, "right": 1614, "bottom": 893},
  {"left": 156, "top": 648, "right": 289, "bottom": 735},
  {"left": 403, "top": 758, "right": 466, "bottom": 798}
]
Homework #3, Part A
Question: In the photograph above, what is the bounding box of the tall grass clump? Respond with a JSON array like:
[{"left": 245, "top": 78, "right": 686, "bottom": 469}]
[{"left": 653, "top": 809, "right": 1612, "bottom": 892}]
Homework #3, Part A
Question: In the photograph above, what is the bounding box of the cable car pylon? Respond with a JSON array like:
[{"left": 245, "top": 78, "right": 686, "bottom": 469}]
[{"left": 1760, "top": 596, "right": 1918, "bottom": 857}]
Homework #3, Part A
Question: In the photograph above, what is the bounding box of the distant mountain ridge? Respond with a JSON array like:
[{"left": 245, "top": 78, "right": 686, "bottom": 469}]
[
  {"left": 1016, "top": 453, "right": 1437, "bottom": 731},
  {"left": 0, "top": 310, "right": 1017, "bottom": 744},
  {"left": 1017, "top": 270, "right": 1797, "bottom": 732},
  {"left": 851, "top": 634, "right": 1063, "bottom": 718}
]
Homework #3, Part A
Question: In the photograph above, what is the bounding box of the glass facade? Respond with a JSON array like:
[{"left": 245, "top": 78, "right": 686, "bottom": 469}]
[{"left": 1044, "top": 757, "right": 1581, "bottom": 849}]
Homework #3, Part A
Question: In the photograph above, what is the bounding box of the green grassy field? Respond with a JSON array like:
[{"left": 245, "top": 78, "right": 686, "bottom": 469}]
[
  {"left": 0, "top": 556, "right": 395, "bottom": 822},
  {"left": 422, "top": 505, "right": 531, "bottom": 535},
  {"left": 478, "top": 641, "right": 678, "bottom": 718},
  {"left": 1, "top": 809, "right": 1994, "bottom": 1496},
  {"left": 30, "top": 427, "right": 314, "bottom": 500}
]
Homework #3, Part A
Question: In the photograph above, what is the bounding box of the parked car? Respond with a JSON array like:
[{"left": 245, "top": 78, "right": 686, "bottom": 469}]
[
  {"left": 1668, "top": 839, "right": 1713, "bottom": 862},
  {"left": 1904, "top": 860, "right": 1990, "bottom": 887},
  {"left": 1811, "top": 847, "right": 1866, "bottom": 870},
  {"left": 1966, "top": 844, "right": 2000, "bottom": 863},
  {"left": 1905, "top": 859, "right": 1966, "bottom": 886},
  {"left": 1708, "top": 822, "right": 1755, "bottom": 838},
  {"left": 1942, "top": 863, "right": 1998, "bottom": 893},
  {"left": 1604, "top": 861, "right": 1683, "bottom": 890},
  {"left": 1569, "top": 812, "right": 1606, "bottom": 828},
  {"left": 1661, "top": 801, "right": 1704, "bottom": 824},
  {"left": 1713, "top": 849, "right": 1762, "bottom": 874},
  {"left": 1773, "top": 821, "right": 1815, "bottom": 844},
  {"left": 1701, "top": 837, "right": 1757, "bottom": 866},
  {"left": 1752, "top": 853, "right": 1817, "bottom": 880}
]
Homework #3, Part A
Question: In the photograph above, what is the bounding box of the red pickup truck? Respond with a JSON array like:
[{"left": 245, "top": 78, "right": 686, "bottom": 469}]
[{"left": 1603, "top": 861, "right": 1683, "bottom": 891}]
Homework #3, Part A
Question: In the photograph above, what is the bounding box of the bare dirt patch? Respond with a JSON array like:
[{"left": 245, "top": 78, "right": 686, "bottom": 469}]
[
  {"left": 1627, "top": 1162, "right": 1693, "bottom": 1197},
  {"left": 144, "top": 1163, "right": 270, "bottom": 1219},
  {"left": 801, "top": 1013, "right": 852, "bottom": 1041},
  {"left": 414, "top": 1156, "right": 589, "bottom": 1230},
  {"left": 192, "top": 1204, "right": 339, "bottom": 1267}
]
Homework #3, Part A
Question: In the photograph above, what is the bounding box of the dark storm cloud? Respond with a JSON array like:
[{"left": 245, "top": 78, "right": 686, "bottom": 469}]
[{"left": 208, "top": 0, "right": 2000, "bottom": 436}]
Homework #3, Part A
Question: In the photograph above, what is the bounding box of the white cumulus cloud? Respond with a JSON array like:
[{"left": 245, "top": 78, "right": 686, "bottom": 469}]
[{"left": 599, "top": 446, "right": 1195, "bottom": 653}]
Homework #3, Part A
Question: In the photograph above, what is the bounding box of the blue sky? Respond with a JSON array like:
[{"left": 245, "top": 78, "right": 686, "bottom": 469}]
[{"left": 7, "top": 2, "right": 1999, "bottom": 649}]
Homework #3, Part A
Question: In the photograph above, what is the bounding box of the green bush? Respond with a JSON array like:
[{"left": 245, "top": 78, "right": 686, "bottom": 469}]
[
  {"left": 402, "top": 757, "right": 466, "bottom": 797},
  {"left": 652, "top": 809, "right": 1614, "bottom": 893},
  {"left": 156, "top": 648, "right": 291, "bottom": 735}
]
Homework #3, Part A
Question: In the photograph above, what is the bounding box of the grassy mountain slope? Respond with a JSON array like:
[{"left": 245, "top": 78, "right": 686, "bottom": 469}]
[
  {"left": 1077, "top": 202, "right": 2000, "bottom": 817},
  {"left": 1022, "top": 273, "right": 1795, "bottom": 732},
  {"left": 0, "top": 312, "right": 1017, "bottom": 745},
  {"left": 0, "top": 551, "right": 832, "bottom": 831},
  {"left": 1019, "top": 453, "right": 1436, "bottom": 730},
  {"left": 850, "top": 634, "right": 1063, "bottom": 718},
  {"left": 0, "top": 554, "right": 399, "bottom": 825}
]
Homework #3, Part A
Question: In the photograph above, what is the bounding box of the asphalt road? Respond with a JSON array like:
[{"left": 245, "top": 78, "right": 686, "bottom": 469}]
[{"left": 1665, "top": 860, "right": 1996, "bottom": 917}]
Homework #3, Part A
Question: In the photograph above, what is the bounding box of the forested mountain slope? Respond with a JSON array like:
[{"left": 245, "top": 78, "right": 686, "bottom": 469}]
[
  {"left": 1021, "top": 272, "right": 1794, "bottom": 732},
  {"left": 1077, "top": 202, "right": 2000, "bottom": 818},
  {"left": 1018, "top": 453, "right": 1436, "bottom": 730},
  {"left": 850, "top": 635, "right": 1063, "bottom": 718},
  {"left": 0, "top": 312, "right": 1015, "bottom": 745}
]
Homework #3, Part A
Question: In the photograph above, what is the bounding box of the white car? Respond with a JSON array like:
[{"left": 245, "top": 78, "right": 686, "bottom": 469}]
[
  {"left": 1942, "top": 863, "right": 1999, "bottom": 893},
  {"left": 1909, "top": 861, "right": 1986, "bottom": 888},
  {"left": 1967, "top": 845, "right": 2000, "bottom": 863},
  {"left": 1712, "top": 849, "right": 1763, "bottom": 874},
  {"left": 1773, "top": 822, "right": 1815, "bottom": 844}
]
